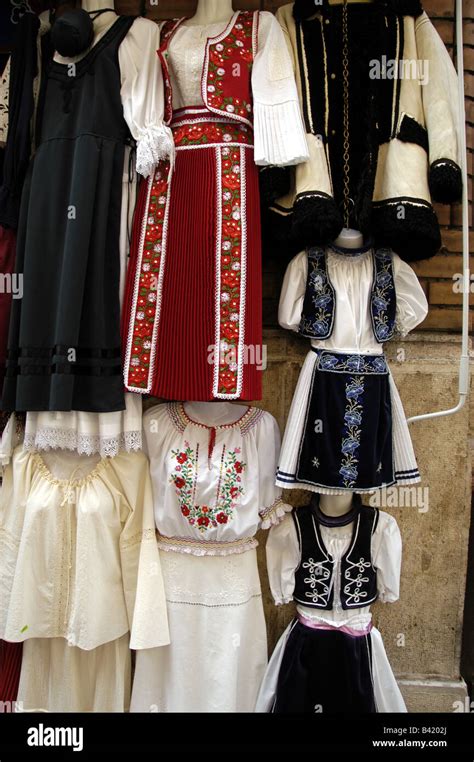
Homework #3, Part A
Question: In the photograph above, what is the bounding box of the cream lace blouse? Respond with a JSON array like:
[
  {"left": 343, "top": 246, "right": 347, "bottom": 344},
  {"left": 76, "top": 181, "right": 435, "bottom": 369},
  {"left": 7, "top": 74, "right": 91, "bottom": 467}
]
[{"left": 0, "top": 447, "right": 169, "bottom": 651}]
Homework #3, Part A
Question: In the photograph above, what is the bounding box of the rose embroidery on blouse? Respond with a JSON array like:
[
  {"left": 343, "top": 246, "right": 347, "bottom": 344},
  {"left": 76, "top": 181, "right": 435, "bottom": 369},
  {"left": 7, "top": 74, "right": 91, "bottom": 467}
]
[{"left": 170, "top": 442, "right": 247, "bottom": 532}]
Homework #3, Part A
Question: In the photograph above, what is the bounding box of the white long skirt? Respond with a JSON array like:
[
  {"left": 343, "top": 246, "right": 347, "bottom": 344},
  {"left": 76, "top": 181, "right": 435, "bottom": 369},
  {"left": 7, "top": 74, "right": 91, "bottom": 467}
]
[
  {"left": 255, "top": 621, "right": 407, "bottom": 713},
  {"left": 17, "top": 635, "right": 131, "bottom": 712},
  {"left": 131, "top": 548, "right": 268, "bottom": 713},
  {"left": 276, "top": 350, "right": 420, "bottom": 494}
]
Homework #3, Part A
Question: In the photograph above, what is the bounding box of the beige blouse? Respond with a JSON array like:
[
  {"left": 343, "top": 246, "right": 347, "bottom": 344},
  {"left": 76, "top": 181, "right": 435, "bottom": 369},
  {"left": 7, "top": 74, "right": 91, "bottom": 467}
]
[{"left": 0, "top": 447, "right": 169, "bottom": 651}]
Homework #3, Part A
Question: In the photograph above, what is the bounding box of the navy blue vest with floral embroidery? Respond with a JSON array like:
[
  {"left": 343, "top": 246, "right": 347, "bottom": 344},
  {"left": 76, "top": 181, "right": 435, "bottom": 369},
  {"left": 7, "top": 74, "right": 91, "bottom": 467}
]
[
  {"left": 299, "top": 247, "right": 396, "bottom": 343},
  {"left": 292, "top": 504, "right": 379, "bottom": 610}
]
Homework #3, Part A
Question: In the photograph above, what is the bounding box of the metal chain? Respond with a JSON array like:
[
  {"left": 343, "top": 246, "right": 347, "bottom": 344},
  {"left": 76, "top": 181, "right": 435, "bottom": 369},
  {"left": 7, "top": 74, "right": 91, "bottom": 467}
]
[{"left": 341, "top": 0, "right": 351, "bottom": 228}]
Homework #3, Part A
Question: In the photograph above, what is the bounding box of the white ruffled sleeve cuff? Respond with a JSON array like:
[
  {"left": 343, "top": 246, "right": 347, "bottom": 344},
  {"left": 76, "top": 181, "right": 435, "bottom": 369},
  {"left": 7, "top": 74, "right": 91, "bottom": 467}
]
[
  {"left": 135, "top": 124, "right": 175, "bottom": 179},
  {"left": 273, "top": 596, "right": 294, "bottom": 606},
  {"left": 259, "top": 496, "right": 293, "bottom": 530},
  {"left": 393, "top": 254, "right": 429, "bottom": 336}
]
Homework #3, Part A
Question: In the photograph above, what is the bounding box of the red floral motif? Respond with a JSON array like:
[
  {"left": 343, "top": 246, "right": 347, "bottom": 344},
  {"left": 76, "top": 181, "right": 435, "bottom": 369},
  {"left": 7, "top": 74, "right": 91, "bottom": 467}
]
[
  {"left": 125, "top": 108, "right": 255, "bottom": 394},
  {"left": 221, "top": 272, "right": 240, "bottom": 289},
  {"left": 173, "top": 119, "right": 251, "bottom": 149},
  {"left": 222, "top": 173, "right": 241, "bottom": 193},
  {"left": 215, "top": 144, "right": 245, "bottom": 397},
  {"left": 206, "top": 12, "right": 255, "bottom": 124},
  {"left": 169, "top": 443, "right": 246, "bottom": 532},
  {"left": 219, "top": 371, "right": 238, "bottom": 391},
  {"left": 221, "top": 323, "right": 238, "bottom": 341},
  {"left": 126, "top": 162, "right": 171, "bottom": 391},
  {"left": 126, "top": 11, "right": 256, "bottom": 395}
]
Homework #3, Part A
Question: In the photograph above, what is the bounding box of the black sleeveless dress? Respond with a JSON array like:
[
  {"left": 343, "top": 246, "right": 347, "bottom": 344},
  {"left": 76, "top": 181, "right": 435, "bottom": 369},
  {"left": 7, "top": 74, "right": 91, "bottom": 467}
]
[{"left": 2, "top": 15, "right": 134, "bottom": 413}]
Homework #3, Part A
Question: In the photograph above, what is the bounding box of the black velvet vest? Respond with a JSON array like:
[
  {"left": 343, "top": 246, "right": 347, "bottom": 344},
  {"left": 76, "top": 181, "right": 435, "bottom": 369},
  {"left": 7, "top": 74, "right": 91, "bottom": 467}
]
[
  {"left": 299, "top": 247, "right": 396, "bottom": 343},
  {"left": 293, "top": 503, "right": 379, "bottom": 610}
]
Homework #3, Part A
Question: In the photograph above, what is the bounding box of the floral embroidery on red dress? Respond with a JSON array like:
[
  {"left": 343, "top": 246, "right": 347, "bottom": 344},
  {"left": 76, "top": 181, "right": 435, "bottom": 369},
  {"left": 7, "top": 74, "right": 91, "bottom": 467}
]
[
  {"left": 205, "top": 12, "right": 256, "bottom": 126},
  {"left": 125, "top": 12, "right": 258, "bottom": 397},
  {"left": 127, "top": 163, "right": 170, "bottom": 391},
  {"left": 170, "top": 441, "right": 247, "bottom": 532},
  {"left": 217, "top": 146, "right": 244, "bottom": 396},
  {"left": 173, "top": 120, "right": 252, "bottom": 148}
]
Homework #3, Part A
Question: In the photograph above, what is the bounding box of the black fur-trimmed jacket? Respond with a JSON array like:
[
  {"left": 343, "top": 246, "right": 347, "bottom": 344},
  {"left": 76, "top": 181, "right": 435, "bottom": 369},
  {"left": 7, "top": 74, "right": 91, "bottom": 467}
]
[{"left": 264, "top": 0, "right": 462, "bottom": 262}]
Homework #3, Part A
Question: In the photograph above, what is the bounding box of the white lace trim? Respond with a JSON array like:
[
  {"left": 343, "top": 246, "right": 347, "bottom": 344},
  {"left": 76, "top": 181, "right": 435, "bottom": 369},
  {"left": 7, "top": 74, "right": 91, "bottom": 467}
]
[
  {"left": 136, "top": 124, "right": 175, "bottom": 178},
  {"left": 157, "top": 536, "right": 258, "bottom": 557},
  {"left": 23, "top": 428, "right": 142, "bottom": 458},
  {"left": 259, "top": 498, "right": 292, "bottom": 530}
]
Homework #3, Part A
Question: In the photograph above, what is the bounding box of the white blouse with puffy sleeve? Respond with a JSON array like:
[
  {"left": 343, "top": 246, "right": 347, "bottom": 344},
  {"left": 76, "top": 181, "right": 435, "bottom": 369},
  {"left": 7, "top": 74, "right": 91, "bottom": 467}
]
[
  {"left": 266, "top": 508, "right": 402, "bottom": 629},
  {"left": 164, "top": 11, "right": 308, "bottom": 167},
  {"left": 144, "top": 402, "right": 291, "bottom": 557},
  {"left": 118, "top": 17, "right": 174, "bottom": 177},
  {"left": 279, "top": 246, "right": 428, "bottom": 354},
  {"left": 257, "top": 507, "right": 407, "bottom": 713}
]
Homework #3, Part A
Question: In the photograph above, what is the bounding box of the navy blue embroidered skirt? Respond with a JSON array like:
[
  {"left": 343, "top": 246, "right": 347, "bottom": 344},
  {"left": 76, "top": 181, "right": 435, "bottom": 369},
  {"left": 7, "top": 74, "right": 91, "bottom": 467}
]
[
  {"left": 272, "top": 620, "right": 376, "bottom": 714},
  {"left": 295, "top": 349, "right": 393, "bottom": 491}
]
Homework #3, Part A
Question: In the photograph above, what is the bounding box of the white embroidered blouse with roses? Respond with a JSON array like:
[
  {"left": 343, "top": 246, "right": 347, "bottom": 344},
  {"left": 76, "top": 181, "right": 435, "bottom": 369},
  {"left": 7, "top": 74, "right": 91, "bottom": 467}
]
[{"left": 144, "top": 402, "right": 291, "bottom": 556}]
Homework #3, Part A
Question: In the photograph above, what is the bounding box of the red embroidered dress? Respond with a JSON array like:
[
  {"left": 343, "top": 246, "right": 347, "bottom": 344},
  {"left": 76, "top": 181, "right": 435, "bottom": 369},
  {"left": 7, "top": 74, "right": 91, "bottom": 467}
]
[{"left": 122, "top": 11, "right": 308, "bottom": 401}]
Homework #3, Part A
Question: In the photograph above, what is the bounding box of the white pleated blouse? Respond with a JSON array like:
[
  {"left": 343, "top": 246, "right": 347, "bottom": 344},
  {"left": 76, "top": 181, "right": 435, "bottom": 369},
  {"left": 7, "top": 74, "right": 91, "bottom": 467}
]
[{"left": 164, "top": 11, "right": 309, "bottom": 166}]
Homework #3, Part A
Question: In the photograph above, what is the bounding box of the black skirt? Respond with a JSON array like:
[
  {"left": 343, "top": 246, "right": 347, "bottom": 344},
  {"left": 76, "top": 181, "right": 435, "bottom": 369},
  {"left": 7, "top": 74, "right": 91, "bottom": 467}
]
[
  {"left": 296, "top": 349, "right": 394, "bottom": 490},
  {"left": 273, "top": 620, "right": 376, "bottom": 714}
]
